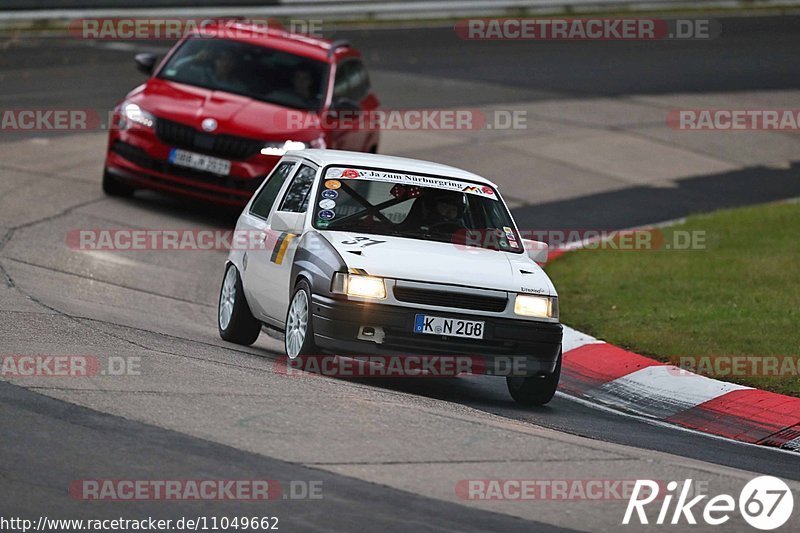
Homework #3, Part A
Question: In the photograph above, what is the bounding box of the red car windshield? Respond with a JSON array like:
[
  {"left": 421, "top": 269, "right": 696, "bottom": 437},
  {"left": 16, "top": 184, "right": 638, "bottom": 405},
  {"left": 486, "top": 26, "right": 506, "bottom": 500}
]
[{"left": 158, "top": 37, "right": 328, "bottom": 111}]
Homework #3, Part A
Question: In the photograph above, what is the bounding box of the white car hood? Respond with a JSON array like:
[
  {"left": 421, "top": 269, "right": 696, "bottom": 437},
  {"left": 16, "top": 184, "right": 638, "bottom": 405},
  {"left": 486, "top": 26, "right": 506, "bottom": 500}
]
[{"left": 320, "top": 231, "right": 556, "bottom": 296}]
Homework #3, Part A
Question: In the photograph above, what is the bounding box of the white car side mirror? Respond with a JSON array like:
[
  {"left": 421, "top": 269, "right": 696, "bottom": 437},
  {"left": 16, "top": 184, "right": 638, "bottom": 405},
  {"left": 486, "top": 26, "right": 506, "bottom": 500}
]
[
  {"left": 271, "top": 211, "right": 305, "bottom": 234},
  {"left": 522, "top": 239, "right": 548, "bottom": 265}
]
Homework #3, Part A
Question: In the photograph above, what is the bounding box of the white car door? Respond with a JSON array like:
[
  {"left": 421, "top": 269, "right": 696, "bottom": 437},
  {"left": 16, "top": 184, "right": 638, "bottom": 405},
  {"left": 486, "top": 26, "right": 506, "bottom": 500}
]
[
  {"left": 239, "top": 160, "right": 298, "bottom": 320},
  {"left": 249, "top": 162, "right": 318, "bottom": 324}
]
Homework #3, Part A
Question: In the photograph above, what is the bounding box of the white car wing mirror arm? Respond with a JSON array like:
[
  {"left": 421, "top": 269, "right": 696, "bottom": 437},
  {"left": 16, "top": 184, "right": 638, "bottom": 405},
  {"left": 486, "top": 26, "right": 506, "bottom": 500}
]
[
  {"left": 271, "top": 211, "right": 305, "bottom": 234},
  {"left": 522, "top": 239, "right": 549, "bottom": 265}
]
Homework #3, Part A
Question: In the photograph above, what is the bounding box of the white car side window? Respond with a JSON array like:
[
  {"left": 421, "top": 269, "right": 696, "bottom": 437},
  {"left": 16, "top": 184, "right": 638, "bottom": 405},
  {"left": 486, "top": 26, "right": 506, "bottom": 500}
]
[
  {"left": 250, "top": 161, "right": 296, "bottom": 219},
  {"left": 277, "top": 165, "right": 317, "bottom": 213}
]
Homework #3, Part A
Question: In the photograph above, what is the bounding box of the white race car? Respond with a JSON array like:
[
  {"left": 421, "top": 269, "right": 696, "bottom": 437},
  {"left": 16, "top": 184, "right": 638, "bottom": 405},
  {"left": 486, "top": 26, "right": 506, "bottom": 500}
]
[{"left": 218, "top": 150, "right": 563, "bottom": 405}]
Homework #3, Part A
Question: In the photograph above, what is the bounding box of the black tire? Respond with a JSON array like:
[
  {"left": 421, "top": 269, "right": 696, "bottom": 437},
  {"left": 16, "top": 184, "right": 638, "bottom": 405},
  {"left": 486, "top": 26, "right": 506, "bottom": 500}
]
[
  {"left": 102, "top": 168, "right": 136, "bottom": 197},
  {"left": 284, "top": 280, "right": 317, "bottom": 358},
  {"left": 218, "top": 264, "right": 261, "bottom": 345},
  {"left": 506, "top": 348, "right": 562, "bottom": 406}
]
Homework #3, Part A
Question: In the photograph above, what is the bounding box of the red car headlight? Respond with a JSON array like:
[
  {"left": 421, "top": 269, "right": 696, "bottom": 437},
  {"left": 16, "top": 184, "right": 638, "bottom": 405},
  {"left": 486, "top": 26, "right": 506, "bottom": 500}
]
[{"left": 118, "top": 102, "right": 156, "bottom": 130}]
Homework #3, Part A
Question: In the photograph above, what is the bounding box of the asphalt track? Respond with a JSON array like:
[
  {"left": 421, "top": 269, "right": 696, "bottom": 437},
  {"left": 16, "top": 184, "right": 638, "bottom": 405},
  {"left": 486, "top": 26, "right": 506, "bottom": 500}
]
[{"left": 1, "top": 15, "right": 799, "bottom": 532}]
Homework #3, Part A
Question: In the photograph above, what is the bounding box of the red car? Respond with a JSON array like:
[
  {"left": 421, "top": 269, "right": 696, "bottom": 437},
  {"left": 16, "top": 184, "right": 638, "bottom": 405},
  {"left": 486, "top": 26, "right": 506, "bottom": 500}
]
[{"left": 103, "top": 21, "right": 381, "bottom": 206}]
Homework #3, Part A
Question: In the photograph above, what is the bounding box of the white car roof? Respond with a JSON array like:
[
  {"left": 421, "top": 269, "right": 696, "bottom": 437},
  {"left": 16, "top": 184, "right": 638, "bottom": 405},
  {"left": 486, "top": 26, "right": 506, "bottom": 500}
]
[{"left": 288, "top": 149, "right": 497, "bottom": 187}]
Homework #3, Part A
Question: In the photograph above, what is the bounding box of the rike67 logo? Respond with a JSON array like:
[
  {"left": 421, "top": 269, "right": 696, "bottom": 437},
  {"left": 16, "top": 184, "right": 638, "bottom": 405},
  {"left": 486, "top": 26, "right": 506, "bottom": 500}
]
[{"left": 623, "top": 476, "right": 794, "bottom": 530}]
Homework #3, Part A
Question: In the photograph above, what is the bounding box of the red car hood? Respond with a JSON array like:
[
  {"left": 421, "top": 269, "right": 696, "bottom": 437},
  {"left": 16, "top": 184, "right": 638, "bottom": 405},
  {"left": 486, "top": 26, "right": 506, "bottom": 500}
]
[{"left": 128, "top": 78, "right": 320, "bottom": 140}]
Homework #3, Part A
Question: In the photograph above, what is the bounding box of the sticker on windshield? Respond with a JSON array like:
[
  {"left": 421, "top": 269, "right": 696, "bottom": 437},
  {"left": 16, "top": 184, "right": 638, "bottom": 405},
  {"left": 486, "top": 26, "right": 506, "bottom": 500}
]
[
  {"left": 390, "top": 184, "right": 422, "bottom": 199},
  {"left": 325, "top": 167, "right": 498, "bottom": 200},
  {"left": 461, "top": 185, "right": 496, "bottom": 198},
  {"left": 324, "top": 179, "right": 342, "bottom": 190},
  {"left": 321, "top": 189, "right": 338, "bottom": 200},
  {"left": 319, "top": 199, "right": 336, "bottom": 210},
  {"left": 318, "top": 210, "right": 336, "bottom": 220},
  {"left": 316, "top": 219, "right": 331, "bottom": 228}
]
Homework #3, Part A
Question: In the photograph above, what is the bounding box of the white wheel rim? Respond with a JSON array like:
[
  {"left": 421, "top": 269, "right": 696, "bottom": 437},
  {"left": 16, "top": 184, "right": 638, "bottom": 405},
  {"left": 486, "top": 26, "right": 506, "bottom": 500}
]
[
  {"left": 219, "top": 266, "right": 237, "bottom": 330},
  {"left": 285, "top": 289, "right": 309, "bottom": 359}
]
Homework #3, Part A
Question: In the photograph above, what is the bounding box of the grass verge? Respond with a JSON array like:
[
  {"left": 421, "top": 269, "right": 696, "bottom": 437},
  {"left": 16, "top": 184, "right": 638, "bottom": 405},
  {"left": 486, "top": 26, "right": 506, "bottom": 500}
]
[{"left": 546, "top": 200, "right": 800, "bottom": 396}]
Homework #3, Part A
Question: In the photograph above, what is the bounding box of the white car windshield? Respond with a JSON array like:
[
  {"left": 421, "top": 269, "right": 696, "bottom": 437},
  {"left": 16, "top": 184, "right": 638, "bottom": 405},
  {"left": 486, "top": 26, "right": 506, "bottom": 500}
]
[{"left": 313, "top": 167, "right": 523, "bottom": 253}]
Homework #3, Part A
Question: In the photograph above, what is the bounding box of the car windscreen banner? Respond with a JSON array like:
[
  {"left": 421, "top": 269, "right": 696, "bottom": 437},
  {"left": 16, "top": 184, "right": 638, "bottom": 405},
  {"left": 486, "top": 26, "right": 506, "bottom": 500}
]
[{"left": 324, "top": 167, "right": 499, "bottom": 200}]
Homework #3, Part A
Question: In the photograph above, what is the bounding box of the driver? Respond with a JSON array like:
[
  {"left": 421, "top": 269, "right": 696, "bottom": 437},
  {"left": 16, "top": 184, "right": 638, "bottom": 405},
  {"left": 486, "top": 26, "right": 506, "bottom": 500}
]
[
  {"left": 209, "top": 47, "right": 248, "bottom": 94},
  {"left": 293, "top": 68, "right": 315, "bottom": 101},
  {"left": 288, "top": 66, "right": 320, "bottom": 109},
  {"left": 421, "top": 190, "right": 466, "bottom": 230},
  {"left": 171, "top": 44, "right": 248, "bottom": 94}
]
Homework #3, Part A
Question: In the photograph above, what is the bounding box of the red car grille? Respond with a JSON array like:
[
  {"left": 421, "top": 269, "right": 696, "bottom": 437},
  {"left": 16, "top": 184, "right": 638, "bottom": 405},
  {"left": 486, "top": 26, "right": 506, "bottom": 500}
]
[
  {"left": 155, "top": 118, "right": 263, "bottom": 160},
  {"left": 110, "top": 141, "right": 261, "bottom": 194}
]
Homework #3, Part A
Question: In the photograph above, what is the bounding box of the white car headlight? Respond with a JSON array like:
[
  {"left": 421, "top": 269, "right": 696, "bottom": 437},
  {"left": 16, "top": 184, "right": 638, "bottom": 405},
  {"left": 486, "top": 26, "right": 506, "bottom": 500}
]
[
  {"left": 120, "top": 102, "right": 155, "bottom": 129},
  {"left": 260, "top": 140, "right": 307, "bottom": 156},
  {"left": 332, "top": 273, "right": 386, "bottom": 300},
  {"left": 347, "top": 275, "right": 386, "bottom": 299},
  {"left": 514, "top": 294, "right": 558, "bottom": 319}
]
